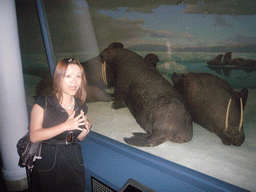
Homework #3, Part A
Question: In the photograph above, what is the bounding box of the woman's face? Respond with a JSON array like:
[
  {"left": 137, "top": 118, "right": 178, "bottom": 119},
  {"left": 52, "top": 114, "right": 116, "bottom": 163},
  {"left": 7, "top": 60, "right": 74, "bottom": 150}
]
[{"left": 60, "top": 64, "right": 83, "bottom": 97}]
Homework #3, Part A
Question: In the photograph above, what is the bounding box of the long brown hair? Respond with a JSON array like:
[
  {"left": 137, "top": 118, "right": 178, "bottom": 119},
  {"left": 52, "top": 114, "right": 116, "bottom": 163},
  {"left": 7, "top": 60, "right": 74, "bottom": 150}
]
[{"left": 53, "top": 58, "right": 87, "bottom": 103}]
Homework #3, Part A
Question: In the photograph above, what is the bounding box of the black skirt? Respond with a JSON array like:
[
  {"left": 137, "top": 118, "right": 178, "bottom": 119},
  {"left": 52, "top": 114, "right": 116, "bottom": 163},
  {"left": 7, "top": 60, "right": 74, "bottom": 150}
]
[{"left": 30, "top": 141, "right": 85, "bottom": 192}]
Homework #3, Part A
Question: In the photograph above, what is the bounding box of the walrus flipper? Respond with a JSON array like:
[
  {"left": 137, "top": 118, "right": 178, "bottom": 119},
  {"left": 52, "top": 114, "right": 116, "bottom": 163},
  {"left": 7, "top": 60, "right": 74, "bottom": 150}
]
[{"left": 124, "top": 132, "right": 168, "bottom": 147}]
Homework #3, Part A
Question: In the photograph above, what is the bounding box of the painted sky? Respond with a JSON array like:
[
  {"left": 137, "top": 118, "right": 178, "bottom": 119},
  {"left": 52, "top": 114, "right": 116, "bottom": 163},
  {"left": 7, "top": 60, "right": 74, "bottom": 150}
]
[
  {"left": 85, "top": 0, "right": 256, "bottom": 50},
  {"left": 16, "top": 0, "right": 256, "bottom": 53}
]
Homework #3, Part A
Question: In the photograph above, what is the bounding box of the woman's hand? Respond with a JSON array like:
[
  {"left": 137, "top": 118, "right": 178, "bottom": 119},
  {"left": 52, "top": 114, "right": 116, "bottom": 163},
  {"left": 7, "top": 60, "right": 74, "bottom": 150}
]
[
  {"left": 64, "top": 110, "right": 85, "bottom": 131},
  {"left": 77, "top": 110, "right": 92, "bottom": 141},
  {"left": 83, "top": 112, "right": 92, "bottom": 131}
]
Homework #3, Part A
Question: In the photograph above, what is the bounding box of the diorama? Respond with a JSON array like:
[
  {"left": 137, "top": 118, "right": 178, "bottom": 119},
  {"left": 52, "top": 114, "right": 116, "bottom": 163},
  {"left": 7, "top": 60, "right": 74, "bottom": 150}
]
[{"left": 16, "top": 0, "right": 255, "bottom": 191}]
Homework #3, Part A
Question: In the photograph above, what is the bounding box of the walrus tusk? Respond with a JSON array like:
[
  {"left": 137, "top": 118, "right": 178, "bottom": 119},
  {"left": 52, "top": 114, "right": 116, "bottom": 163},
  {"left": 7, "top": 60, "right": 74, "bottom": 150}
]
[
  {"left": 102, "top": 61, "right": 108, "bottom": 86},
  {"left": 225, "top": 98, "right": 232, "bottom": 132},
  {"left": 239, "top": 97, "right": 243, "bottom": 132}
]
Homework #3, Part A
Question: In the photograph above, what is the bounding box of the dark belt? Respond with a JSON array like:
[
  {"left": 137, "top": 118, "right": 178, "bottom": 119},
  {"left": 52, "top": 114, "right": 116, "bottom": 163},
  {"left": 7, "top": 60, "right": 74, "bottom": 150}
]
[{"left": 42, "top": 139, "right": 78, "bottom": 145}]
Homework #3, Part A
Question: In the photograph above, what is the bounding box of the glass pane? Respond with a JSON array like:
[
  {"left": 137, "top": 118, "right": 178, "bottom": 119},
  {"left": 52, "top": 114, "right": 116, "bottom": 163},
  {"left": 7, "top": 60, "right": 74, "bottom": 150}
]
[
  {"left": 42, "top": 0, "right": 99, "bottom": 62},
  {"left": 16, "top": 0, "right": 51, "bottom": 107}
]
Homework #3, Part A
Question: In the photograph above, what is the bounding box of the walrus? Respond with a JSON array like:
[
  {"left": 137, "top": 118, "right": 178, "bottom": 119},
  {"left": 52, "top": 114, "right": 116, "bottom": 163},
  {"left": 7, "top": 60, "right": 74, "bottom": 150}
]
[
  {"left": 223, "top": 52, "right": 256, "bottom": 67},
  {"left": 100, "top": 42, "right": 193, "bottom": 147},
  {"left": 233, "top": 58, "right": 256, "bottom": 67},
  {"left": 206, "top": 54, "right": 225, "bottom": 65},
  {"left": 172, "top": 72, "right": 248, "bottom": 146},
  {"left": 223, "top": 52, "right": 233, "bottom": 65},
  {"left": 144, "top": 53, "right": 160, "bottom": 68}
]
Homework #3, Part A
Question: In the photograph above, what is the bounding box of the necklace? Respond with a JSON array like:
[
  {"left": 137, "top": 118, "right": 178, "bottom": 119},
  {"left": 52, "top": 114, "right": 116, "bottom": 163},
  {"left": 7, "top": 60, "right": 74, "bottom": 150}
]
[{"left": 62, "top": 97, "right": 74, "bottom": 109}]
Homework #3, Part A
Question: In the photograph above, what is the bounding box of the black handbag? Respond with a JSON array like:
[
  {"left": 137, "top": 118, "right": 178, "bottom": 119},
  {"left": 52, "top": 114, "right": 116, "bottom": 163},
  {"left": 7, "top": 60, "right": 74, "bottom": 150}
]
[
  {"left": 17, "top": 132, "right": 42, "bottom": 169},
  {"left": 17, "top": 95, "right": 47, "bottom": 170}
]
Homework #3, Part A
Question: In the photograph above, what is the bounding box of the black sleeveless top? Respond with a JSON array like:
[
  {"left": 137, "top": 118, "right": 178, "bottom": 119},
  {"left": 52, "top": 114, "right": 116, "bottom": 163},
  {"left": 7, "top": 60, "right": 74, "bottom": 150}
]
[{"left": 35, "top": 94, "right": 88, "bottom": 141}]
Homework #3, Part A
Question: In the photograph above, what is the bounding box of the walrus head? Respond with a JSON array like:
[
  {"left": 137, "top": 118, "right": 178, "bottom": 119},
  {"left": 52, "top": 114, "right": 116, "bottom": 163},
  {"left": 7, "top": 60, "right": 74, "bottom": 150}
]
[
  {"left": 172, "top": 72, "right": 186, "bottom": 95},
  {"left": 100, "top": 42, "right": 124, "bottom": 88},
  {"left": 220, "top": 98, "right": 245, "bottom": 146},
  {"left": 144, "top": 54, "right": 159, "bottom": 68}
]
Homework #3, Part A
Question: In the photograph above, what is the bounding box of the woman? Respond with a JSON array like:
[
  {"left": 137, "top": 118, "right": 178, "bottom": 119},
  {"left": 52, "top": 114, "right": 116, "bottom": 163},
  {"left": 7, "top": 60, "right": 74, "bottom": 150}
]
[{"left": 29, "top": 58, "right": 92, "bottom": 192}]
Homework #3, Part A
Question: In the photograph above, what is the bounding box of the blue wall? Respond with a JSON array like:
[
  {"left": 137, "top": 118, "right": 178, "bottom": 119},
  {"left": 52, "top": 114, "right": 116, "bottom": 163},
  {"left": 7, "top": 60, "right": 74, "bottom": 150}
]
[{"left": 81, "top": 131, "right": 248, "bottom": 192}]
